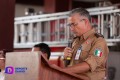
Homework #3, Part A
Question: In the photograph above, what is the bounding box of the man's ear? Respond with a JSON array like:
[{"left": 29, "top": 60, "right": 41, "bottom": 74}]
[
  {"left": 31, "top": 48, "right": 34, "bottom": 52},
  {"left": 43, "top": 53, "right": 48, "bottom": 59},
  {"left": 84, "top": 19, "right": 90, "bottom": 29}
]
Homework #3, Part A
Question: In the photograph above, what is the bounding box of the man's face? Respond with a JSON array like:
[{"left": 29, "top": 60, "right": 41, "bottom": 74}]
[
  {"left": 67, "top": 13, "right": 88, "bottom": 36},
  {"left": 32, "top": 47, "right": 48, "bottom": 59}
]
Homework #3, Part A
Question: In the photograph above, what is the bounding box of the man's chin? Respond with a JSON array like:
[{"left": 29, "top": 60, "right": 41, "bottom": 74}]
[
  {"left": 72, "top": 32, "right": 80, "bottom": 37},
  {"left": 74, "top": 33, "right": 79, "bottom": 36},
  {"left": 72, "top": 33, "right": 77, "bottom": 37}
]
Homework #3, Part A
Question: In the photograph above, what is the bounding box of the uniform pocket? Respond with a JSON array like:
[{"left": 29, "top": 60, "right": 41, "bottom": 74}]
[{"left": 80, "top": 45, "right": 91, "bottom": 60}]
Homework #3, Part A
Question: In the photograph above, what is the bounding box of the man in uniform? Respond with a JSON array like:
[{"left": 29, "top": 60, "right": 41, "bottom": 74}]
[
  {"left": 0, "top": 50, "right": 5, "bottom": 80},
  {"left": 0, "top": 49, "right": 10, "bottom": 80},
  {"left": 63, "top": 8, "right": 109, "bottom": 80}
]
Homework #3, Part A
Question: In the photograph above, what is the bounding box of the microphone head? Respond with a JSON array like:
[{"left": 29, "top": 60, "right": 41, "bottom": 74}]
[
  {"left": 68, "top": 35, "right": 73, "bottom": 48},
  {"left": 68, "top": 40, "right": 72, "bottom": 48}
]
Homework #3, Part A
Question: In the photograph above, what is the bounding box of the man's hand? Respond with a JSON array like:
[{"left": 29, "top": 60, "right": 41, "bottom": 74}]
[{"left": 64, "top": 47, "right": 72, "bottom": 59}]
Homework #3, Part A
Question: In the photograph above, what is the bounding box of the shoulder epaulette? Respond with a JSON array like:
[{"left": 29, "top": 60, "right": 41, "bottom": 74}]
[
  {"left": 94, "top": 33, "right": 104, "bottom": 38},
  {"left": 73, "top": 36, "right": 80, "bottom": 39}
]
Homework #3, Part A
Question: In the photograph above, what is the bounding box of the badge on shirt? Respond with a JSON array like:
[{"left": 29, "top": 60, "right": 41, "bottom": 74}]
[
  {"left": 75, "top": 46, "right": 82, "bottom": 60},
  {"left": 94, "top": 49, "right": 103, "bottom": 57}
]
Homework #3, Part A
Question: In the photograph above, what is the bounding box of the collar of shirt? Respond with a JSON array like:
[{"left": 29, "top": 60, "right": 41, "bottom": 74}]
[{"left": 81, "top": 28, "right": 95, "bottom": 40}]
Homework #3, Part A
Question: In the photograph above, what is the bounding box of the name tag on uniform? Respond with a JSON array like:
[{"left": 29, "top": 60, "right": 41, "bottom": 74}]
[{"left": 75, "top": 46, "right": 82, "bottom": 60}]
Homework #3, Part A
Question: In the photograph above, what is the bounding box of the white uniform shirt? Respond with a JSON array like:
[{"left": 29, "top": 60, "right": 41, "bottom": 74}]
[{"left": 0, "top": 70, "right": 5, "bottom": 80}]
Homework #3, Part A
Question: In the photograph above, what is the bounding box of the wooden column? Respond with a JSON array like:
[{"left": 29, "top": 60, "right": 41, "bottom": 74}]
[
  {"left": 0, "top": 0, "right": 15, "bottom": 51},
  {"left": 44, "top": 0, "right": 72, "bottom": 13}
]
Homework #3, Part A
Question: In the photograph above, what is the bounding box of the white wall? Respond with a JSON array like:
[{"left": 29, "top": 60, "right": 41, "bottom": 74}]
[
  {"left": 15, "top": 4, "right": 44, "bottom": 17},
  {"left": 108, "top": 51, "right": 120, "bottom": 80}
]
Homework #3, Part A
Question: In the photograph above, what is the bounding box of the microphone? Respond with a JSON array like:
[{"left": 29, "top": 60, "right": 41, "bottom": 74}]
[{"left": 65, "top": 39, "right": 72, "bottom": 67}]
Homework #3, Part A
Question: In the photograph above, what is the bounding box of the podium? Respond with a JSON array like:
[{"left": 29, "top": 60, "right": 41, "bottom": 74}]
[{"left": 5, "top": 52, "right": 89, "bottom": 80}]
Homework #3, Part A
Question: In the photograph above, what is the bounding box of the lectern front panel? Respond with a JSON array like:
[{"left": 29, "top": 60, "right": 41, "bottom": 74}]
[{"left": 5, "top": 52, "right": 40, "bottom": 80}]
